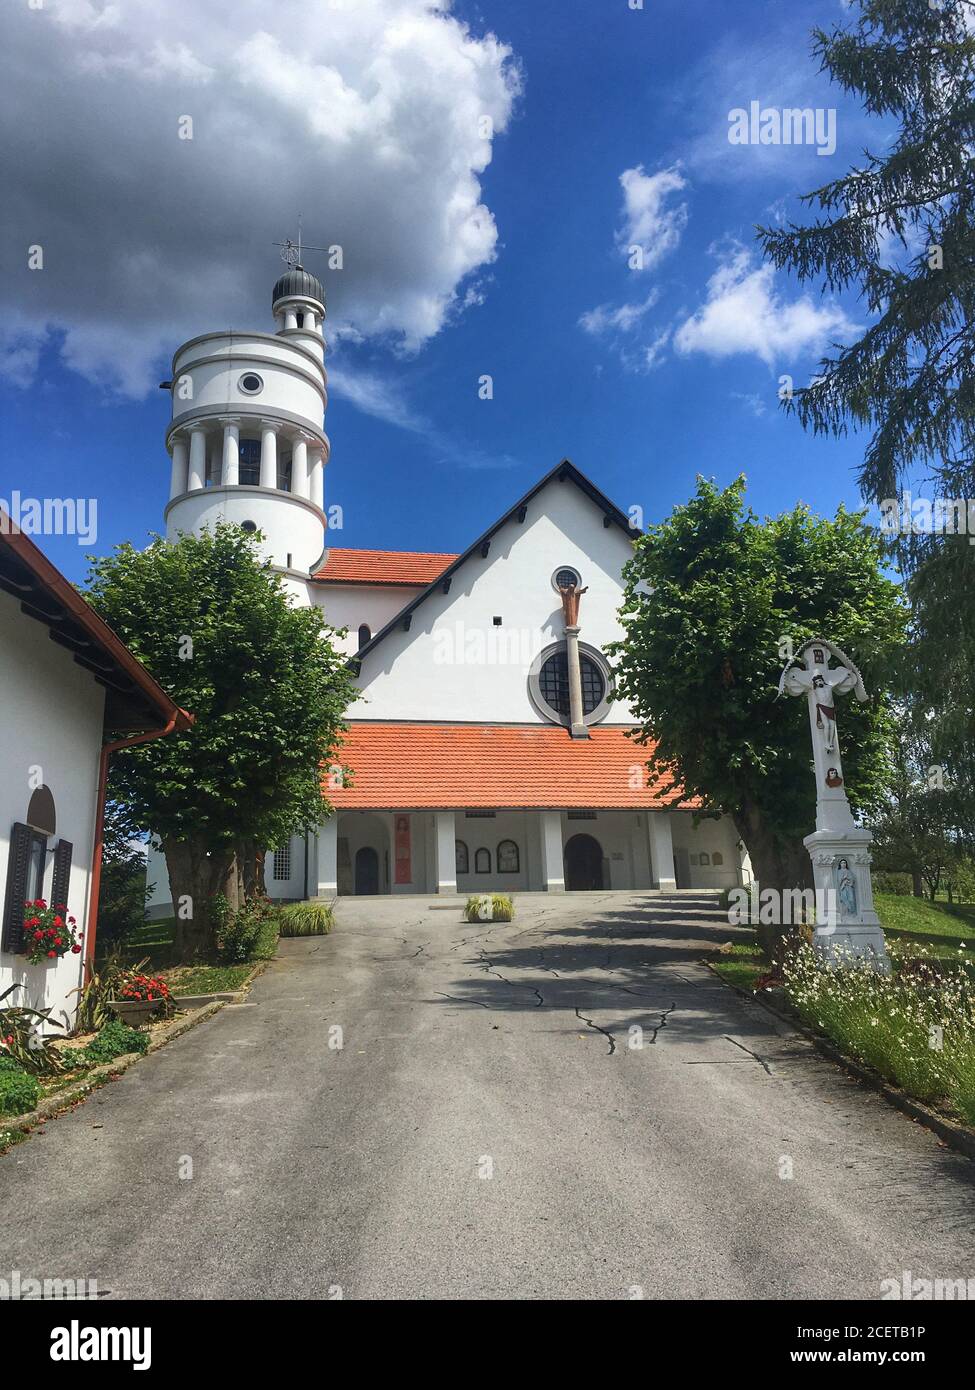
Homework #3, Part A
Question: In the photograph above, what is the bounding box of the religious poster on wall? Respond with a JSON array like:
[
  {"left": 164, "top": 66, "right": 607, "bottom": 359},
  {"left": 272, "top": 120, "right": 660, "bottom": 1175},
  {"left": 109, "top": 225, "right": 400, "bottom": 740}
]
[{"left": 394, "top": 815, "right": 411, "bottom": 884}]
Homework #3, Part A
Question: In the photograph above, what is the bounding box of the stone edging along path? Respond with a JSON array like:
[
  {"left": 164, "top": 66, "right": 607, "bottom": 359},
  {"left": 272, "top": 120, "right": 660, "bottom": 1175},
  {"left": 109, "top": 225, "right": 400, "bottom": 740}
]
[
  {"left": 705, "top": 960, "right": 975, "bottom": 1163},
  {"left": 0, "top": 1000, "right": 226, "bottom": 1151},
  {"left": 0, "top": 957, "right": 274, "bottom": 1150}
]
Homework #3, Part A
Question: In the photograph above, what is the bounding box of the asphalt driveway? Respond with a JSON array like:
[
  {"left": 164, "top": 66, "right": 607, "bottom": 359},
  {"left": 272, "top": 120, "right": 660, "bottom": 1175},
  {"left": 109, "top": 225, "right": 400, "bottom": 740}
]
[{"left": 2, "top": 891, "right": 974, "bottom": 1300}]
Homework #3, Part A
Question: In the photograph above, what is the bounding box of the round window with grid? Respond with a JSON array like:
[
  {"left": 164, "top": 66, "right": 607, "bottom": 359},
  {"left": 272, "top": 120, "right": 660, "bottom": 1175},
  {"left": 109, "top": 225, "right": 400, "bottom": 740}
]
[{"left": 537, "top": 650, "right": 605, "bottom": 717}]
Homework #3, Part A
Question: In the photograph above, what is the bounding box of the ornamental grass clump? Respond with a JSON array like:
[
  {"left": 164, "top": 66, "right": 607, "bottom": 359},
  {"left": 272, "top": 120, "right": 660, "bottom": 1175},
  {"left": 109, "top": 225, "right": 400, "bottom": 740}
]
[
  {"left": 279, "top": 902, "right": 333, "bottom": 937},
  {"left": 782, "top": 943, "right": 975, "bottom": 1126},
  {"left": 463, "top": 894, "right": 514, "bottom": 923}
]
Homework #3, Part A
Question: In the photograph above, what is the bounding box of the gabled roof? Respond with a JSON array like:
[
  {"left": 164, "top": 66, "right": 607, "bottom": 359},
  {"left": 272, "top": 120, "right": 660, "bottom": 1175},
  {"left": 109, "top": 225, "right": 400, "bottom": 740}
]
[
  {"left": 351, "top": 460, "right": 635, "bottom": 665},
  {"left": 313, "top": 548, "right": 457, "bottom": 586},
  {"left": 0, "top": 521, "right": 193, "bottom": 736},
  {"left": 326, "top": 723, "right": 696, "bottom": 810}
]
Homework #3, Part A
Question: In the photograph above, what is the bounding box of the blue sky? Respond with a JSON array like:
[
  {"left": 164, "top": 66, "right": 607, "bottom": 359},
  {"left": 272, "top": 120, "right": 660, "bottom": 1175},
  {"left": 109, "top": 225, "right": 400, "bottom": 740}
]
[{"left": 0, "top": 0, "right": 889, "bottom": 584}]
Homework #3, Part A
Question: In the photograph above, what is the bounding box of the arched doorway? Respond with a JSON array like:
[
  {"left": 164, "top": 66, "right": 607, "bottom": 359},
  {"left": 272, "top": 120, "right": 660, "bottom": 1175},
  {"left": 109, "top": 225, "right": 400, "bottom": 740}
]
[
  {"left": 355, "top": 846, "right": 380, "bottom": 895},
  {"left": 564, "top": 833, "right": 605, "bottom": 891}
]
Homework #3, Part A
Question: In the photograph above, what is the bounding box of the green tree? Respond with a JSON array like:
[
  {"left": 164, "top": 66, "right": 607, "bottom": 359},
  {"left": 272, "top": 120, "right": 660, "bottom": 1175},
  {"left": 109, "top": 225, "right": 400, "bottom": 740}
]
[
  {"left": 757, "top": 0, "right": 975, "bottom": 835},
  {"left": 84, "top": 526, "right": 355, "bottom": 961},
  {"left": 870, "top": 724, "right": 960, "bottom": 899},
  {"left": 95, "top": 802, "right": 153, "bottom": 958},
  {"left": 611, "top": 477, "right": 906, "bottom": 938}
]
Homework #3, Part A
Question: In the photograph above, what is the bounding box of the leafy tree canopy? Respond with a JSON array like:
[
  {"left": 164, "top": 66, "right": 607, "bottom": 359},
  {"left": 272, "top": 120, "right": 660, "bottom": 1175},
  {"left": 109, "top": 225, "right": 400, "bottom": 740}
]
[
  {"left": 610, "top": 477, "right": 907, "bottom": 895},
  {"left": 84, "top": 524, "right": 356, "bottom": 858}
]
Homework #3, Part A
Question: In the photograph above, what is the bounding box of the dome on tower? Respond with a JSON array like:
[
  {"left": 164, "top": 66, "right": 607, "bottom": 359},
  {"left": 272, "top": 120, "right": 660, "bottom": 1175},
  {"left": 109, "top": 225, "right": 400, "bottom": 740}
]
[{"left": 272, "top": 265, "right": 326, "bottom": 309}]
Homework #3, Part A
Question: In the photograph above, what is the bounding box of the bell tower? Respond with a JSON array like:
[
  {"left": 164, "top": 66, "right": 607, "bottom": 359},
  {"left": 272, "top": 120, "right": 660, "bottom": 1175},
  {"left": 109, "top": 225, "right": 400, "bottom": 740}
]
[{"left": 162, "top": 246, "right": 330, "bottom": 597}]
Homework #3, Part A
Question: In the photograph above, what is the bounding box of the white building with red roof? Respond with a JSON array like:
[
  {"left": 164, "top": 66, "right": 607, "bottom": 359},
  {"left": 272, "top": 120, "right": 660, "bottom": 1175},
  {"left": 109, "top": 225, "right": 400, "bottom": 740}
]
[{"left": 149, "top": 261, "right": 747, "bottom": 906}]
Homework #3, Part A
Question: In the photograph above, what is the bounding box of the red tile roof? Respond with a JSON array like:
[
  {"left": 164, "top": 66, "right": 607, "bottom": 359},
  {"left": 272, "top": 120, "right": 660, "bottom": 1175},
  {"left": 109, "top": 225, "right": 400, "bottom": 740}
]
[
  {"left": 313, "top": 548, "right": 457, "bottom": 586},
  {"left": 325, "top": 723, "right": 697, "bottom": 810}
]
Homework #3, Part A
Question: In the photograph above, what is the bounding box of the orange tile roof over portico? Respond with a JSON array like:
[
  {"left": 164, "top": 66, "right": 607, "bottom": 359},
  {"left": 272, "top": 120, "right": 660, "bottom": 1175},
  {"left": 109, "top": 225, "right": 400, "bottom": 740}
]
[
  {"left": 313, "top": 548, "right": 458, "bottom": 586},
  {"left": 325, "top": 723, "right": 698, "bottom": 810}
]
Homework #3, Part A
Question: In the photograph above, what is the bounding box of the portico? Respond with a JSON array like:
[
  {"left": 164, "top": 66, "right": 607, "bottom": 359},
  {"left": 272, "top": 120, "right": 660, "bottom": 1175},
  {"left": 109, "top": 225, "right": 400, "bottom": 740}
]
[{"left": 295, "top": 801, "right": 742, "bottom": 901}]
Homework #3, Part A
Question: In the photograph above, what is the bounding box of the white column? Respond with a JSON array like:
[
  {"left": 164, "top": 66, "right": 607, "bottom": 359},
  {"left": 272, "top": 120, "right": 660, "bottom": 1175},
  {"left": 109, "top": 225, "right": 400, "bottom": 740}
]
[
  {"left": 435, "top": 811, "right": 457, "bottom": 894},
  {"left": 169, "top": 436, "right": 188, "bottom": 500},
  {"left": 303, "top": 309, "right": 317, "bottom": 333},
  {"left": 292, "top": 437, "right": 310, "bottom": 498},
  {"left": 540, "top": 811, "right": 565, "bottom": 892},
  {"left": 309, "top": 446, "right": 324, "bottom": 509},
  {"left": 260, "top": 426, "right": 277, "bottom": 489},
  {"left": 187, "top": 428, "right": 207, "bottom": 492},
  {"left": 284, "top": 308, "right": 298, "bottom": 331},
  {"left": 221, "top": 421, "right": 240, "bottom": 486},
  {"left": 648, "top": 813, "right": 676, "bottom": 892},
  {"left": 564, "top": 624, "right": 588, "bottom": 739},
  {"left": 316, "top": 816, "right": 338, "bottom": 898}
]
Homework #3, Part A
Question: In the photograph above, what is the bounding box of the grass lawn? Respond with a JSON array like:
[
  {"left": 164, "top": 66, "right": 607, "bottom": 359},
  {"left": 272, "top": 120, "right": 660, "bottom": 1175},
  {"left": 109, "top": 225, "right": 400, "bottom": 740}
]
[
  {"left": 709, "top": 893, "right": 975, "bottom": 1128},
  {"left": 161, "top": 963, "right": 254, "bottom": 995},
  {"left": 710, "top": 894, "right": 975, "bottom": 994},
  {"left": 107, "top": 911, "right": 279, "bottom": 995}
]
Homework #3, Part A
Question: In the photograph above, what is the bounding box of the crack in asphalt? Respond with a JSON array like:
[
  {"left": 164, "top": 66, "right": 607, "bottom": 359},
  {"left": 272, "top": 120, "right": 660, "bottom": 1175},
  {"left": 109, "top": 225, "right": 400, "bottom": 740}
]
[
  {"left": 645, "top": 1003, "right": 677, "bottom": 1044},
  {"left": 574, "top": 1005, "right": 616, "bottom": 1055},
  {"left": 435, "top": 992, "right": 492, "bottom": 1010},
  {"left": 476, "top": 948, "right": 544, "bottom": 1007},
  {"left": 724, "top": 1035, "right": 773, "bottom": 1076}
]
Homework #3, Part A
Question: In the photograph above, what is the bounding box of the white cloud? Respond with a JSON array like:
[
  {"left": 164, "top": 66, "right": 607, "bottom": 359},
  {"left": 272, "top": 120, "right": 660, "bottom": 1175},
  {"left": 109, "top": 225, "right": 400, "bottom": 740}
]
[
  {"left": 2, "top": 1, "right": 521, "bottom": 396},
  {"left": 674, "top": 243, "right": 858, "bottom": 366},
  {"left": 328, "top": 363, "right": 518, "bottom": 471},
  {"left": 327, "top": 366, "right": 428, "bottom": 433},
  {"left": 730, "top": 390, "right": 767, "bottom": 418},
  {"left": 578, "top": 291, "right": 659, "bottom": 337},
  {"left": 642, "top": 328, "right": 672, "bottom": 372},
  {"left": 617, "top": 165, "right": 688, "bottom": 269}
]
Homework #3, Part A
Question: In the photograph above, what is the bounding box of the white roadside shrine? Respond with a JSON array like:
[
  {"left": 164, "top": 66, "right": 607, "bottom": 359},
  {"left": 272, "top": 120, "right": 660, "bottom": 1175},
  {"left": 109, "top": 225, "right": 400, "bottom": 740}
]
[{"left": 780, "top": 638, "right": 890, "bottom": 971}]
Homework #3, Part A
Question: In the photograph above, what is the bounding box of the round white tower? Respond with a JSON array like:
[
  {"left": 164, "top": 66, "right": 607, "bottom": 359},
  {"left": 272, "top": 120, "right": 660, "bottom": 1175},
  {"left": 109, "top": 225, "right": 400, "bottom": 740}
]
[{"left": 163, "top": 264, "right": 330, "bottom": 591}]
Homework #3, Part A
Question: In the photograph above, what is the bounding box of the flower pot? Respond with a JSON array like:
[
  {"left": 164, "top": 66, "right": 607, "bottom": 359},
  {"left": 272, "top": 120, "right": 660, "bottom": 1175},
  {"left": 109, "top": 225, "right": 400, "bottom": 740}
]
[{"left": 108, "top": 998, "right": 162, "bottom": 1026}]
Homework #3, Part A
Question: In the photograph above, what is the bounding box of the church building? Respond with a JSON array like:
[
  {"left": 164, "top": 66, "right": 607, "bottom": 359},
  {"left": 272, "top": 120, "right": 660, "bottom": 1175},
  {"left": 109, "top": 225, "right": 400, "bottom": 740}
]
[{"left": 147, "top": 259, "right": 747, "bottom": 909}]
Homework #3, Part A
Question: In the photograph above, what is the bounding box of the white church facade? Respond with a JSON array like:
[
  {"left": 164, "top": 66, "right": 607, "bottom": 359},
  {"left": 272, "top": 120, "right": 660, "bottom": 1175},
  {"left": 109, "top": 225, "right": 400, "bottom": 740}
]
[{"left": 148, "top": 260, "right": 747, "bottom": 910}]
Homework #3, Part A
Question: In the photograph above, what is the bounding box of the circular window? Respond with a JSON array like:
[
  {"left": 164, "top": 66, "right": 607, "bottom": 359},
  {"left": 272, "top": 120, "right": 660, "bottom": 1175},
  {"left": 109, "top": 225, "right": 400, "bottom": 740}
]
[
  {"left": 240, "top": 520, "right": 257, "bottom": 533},
  {"left": 528, "top": 642, "right": 613, "bottom": 727},
  {"left": 238, "top": 372, "right": 264, "bottom": 395},
  {"left": 552, "top": 565, "right": 581, "bottom": 594}
]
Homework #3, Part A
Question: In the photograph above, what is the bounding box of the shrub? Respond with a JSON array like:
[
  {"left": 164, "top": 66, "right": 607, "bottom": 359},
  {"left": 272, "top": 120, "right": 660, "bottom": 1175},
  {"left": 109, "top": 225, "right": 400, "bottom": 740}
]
[
  {"left": 213, "top": 894, "right": 277, "bottom": 963},
  {"left": 279, "top": 902, "right": 333, "bottom": 937},
  {"left": 0, "top": 1067, "right": 39, "bottom": 1117},
  {"left": 83, "top": 1020, "right": 150, "bottom": 1065},
  {"left": 463, "top": 894, "right": 514, "bottom": 923},
  {"left": 874, "top": 871, "right": 914, "bottom": 896}
]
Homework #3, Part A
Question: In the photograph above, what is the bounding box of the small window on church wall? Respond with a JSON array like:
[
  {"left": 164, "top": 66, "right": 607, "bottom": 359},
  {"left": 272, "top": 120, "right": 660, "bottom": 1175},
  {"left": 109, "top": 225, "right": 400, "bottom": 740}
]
[
  {"left": 474, "top": 848, "right": 491, "bottom": 874},
  {"left": 497, "top": 840, "right": 519, "bottom": 874},
  {"left": 699, "top": 852, "right": 710, "bottom": 867},
  {"left": 712, "top": 851, "right": 723, "bottom": 866},
  {"left": 455, "top": 840, "right": 469, "bottom": 874},
  {"left": 238, "top": 372, "right": 263, "bottom": 396},
  {"left": 552, "top": 566, "right": 581, "bottom": 593},
  {"left": 358, "top": 624, "right": 371, "bottom": 649},
  {"left": 272, "top": 845, "right": 291, "bottom": 881}
]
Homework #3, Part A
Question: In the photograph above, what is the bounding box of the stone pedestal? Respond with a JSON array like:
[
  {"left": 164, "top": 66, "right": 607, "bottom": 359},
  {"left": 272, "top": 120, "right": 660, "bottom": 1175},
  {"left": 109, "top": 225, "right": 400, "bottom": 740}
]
[{"left": 804, "top": 827, "right": 890, "bottom": 971}]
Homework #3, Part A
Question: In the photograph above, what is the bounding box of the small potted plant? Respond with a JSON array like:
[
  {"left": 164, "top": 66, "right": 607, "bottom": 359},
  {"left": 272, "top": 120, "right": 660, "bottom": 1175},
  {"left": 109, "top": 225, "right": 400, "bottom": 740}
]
[
  {"left": 21, "top": 900, "right": 83, "bottom": 966},
  {"left": 109, "top": 972, "right": 173, "bottom": 1026}
]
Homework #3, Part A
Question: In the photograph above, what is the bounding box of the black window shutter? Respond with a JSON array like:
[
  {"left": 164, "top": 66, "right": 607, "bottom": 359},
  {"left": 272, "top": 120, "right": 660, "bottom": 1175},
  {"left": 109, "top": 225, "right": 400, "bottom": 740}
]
[
  {"left": 2, "top": 823, "right": 33, "bottom": 954},
  {"left": 51, "top": 839, "right": 73, "bottom": 914}
]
